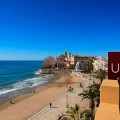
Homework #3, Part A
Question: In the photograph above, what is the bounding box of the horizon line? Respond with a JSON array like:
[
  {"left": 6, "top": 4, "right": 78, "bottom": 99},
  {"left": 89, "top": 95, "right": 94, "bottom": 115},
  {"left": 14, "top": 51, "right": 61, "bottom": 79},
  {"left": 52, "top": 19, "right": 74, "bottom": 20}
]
[{"left": 0, "top": 60, "right": 44, "bottom": 61}]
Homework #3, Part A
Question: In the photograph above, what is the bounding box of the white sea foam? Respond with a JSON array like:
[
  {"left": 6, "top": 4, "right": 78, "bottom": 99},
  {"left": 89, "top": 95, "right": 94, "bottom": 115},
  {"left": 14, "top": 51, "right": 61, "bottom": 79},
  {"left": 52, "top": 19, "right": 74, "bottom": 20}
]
[
  {"left": 42, "top": 74, "right": 54, "bottom": 78},
  {"left": 35, "top": 71, "right": 40, "bottom": 75},
  {"left": 0, "top": 75, "right": 54, "bottom": 96},
  {"left": 0, "top": 89, "right": 17, "bottom": 95}
]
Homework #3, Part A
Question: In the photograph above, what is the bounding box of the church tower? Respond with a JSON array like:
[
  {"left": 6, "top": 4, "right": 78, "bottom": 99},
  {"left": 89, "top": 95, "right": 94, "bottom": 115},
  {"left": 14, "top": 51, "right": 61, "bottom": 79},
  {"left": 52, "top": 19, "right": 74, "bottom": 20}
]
[{"left": 64, "top": 51, "right": 67, "bottom": 57}]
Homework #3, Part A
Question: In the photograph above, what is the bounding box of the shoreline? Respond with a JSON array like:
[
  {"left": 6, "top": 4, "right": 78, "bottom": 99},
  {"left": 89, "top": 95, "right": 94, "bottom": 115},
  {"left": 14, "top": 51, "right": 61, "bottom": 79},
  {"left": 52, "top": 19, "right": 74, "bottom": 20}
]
[
  {"left": 0, "top": 72, "right": 64, "bottom": 110},
  {"left": 0, "top": 74, "right": 55, "bottom": 105},
  {"left": 0, "top": 71, "right": 83, "bottom": 120}
]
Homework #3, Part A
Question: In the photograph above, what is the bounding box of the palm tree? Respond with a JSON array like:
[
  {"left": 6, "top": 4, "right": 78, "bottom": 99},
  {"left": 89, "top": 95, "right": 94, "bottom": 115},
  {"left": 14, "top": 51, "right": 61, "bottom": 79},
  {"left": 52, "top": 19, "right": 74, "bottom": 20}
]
[
  {"left": 88, "top": 83, "right": 100, "bottom": 97},
  {"left": 87, "top": 59, "right": 93, "bottom": 73},
  {"left": 82, "top": 62, "right": 88, "bottom": 73},
  {"left": 82, "top": 59, "right": 93, "bottom": 73},
  {"left": 79, "top": 89, "right": 97, "bottom": 117},
  {"left": 58, "top": 115, "right": 68, "bottom": 120},
  {"left": 96, "top": 69, "right": 107, "bottom": 83},
  {"left": 81, "top": 109, "right": 93, "bottom": 120},
  {"left": 60, "top": 104, "right": 80, "bottom": 120},
  {"left": 88, "top": 83, "right": 101, "bottom": 107}
]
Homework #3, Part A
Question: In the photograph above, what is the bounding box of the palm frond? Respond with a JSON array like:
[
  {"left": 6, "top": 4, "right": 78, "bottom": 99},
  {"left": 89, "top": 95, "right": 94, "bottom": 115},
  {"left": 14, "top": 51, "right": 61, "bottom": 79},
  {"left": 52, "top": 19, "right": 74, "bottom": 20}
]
[{"left": 82, "top": 109, "right": 93, "bottom": 120}]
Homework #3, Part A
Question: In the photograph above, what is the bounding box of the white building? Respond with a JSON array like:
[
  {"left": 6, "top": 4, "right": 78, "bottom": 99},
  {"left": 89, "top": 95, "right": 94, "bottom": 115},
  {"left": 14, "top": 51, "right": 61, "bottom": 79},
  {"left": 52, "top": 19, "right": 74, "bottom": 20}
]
[
  {"left": 93, "top": 57, "right": 108, "bottom": 72},
  {"left": 75, "top": 59, "right": 88, "bottom": 71}
]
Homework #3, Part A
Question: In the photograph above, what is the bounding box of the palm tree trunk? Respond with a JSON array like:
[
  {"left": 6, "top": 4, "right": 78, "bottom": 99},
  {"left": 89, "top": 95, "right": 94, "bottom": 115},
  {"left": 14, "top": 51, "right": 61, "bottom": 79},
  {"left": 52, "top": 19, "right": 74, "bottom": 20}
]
[
  {"left": 101, "top": 77, "right": 103, "bottom": 83},
  {"left": 89, "top": 99, "right": 95, "bottom": 119},
  {"left": 74, "top": 116, "right": 75, "bottom": 120}
]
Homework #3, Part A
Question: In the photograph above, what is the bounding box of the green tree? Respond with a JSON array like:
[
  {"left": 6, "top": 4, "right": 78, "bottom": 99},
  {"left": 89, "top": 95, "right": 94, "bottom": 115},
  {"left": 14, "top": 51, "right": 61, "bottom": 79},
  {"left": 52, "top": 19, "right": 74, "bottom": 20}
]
[
  {"left": 82, "top": 60, "right": 93, "bottom": 73},
  {"left": 96, "top": 69, "right": 107, "bottom": 83},
  {"left": 87, "top": 59, "right": 93, "bottom": 72},
  {"left": 88, "top": 83, "right": 100, "bottom": 97},
  {"left": 79, "top": 89, "right": 97, "bottom": 117},
  {"left": 88, "top": 83, "right": 101, "bottom": 107},
  {"left": 60, "top": 104, "right": 80, "bottom": 120},
  {"left": 82, "top": 61, "right": 88, "bottom": 73},
  {"left": 81, "top": 109, "right": 93, "bottom": 120}
]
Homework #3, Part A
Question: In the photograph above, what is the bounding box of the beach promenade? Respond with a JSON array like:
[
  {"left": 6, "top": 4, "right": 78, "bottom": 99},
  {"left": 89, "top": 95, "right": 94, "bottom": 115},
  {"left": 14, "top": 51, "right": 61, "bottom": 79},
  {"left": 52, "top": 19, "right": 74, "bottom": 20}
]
[
  {"left": 29, "top": 72, "right": 99, "bottom": 120},
  {"left": 0, "top": 72, "right": 82, "bottom": 120},
  {"left": 0, "top": 72, "right": 99, "bottom": 120}
]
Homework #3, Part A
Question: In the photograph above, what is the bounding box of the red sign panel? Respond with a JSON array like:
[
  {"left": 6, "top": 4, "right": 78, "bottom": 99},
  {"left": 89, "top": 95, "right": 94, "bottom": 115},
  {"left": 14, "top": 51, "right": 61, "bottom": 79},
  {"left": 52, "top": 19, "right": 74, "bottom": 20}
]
[{"left": 108, "top": 52, "right": 120, "bottom": 80}]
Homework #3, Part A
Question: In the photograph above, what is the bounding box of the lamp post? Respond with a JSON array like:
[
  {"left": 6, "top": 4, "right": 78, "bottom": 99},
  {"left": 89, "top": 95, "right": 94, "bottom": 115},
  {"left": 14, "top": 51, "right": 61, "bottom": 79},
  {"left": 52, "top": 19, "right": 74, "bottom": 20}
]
[
  {"left": 93, "top": 76, "right": 94, "bottom": 83},
  {"left": 89, "top": 75, "right": 91, "bottom": 85},
  {"left": 66, "top": 94, "right": 69, "bottom": 110},
  {"left": 82, "top": 83, "right": 84, "bottom": 91}
]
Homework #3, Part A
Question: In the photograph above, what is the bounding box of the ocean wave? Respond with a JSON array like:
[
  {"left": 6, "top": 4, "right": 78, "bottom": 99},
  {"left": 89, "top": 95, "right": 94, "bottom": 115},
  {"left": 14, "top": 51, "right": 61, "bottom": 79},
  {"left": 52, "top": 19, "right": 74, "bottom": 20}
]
[
  {"left": 0, "top": 75, "right": 54, "bottom": 96},
  {"left": 42, "top": 74, "right": 54, "bottom": 78},
  {"left": 0, "top": 88, "right": 17, "bottom": 95},
  {"left": 13, "top": 77, "right": 45, "bottom": 89},
  {"left": 35, "top": 71, "right": 40, "bottom": 75}
]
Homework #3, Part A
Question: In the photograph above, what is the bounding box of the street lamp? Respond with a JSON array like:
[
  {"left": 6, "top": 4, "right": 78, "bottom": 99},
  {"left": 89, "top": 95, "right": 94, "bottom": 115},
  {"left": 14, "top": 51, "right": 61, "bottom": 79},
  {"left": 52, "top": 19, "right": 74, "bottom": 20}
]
[
  {"left": 89, "top": 75, "right": 91, "bottom": 85},
  {"left": 66, "top": 95, "right": 69, "bottom": 110}
]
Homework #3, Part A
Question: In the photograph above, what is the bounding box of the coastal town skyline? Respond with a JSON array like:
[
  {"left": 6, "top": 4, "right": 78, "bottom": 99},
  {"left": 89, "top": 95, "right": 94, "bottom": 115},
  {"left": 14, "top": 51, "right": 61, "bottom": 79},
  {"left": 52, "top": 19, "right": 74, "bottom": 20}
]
[
  {"left": 0, "top": 50, "right": 108, "bottom": 61},
  {"left": 0, "top": 0, "right": 120, "bottom": 60}
]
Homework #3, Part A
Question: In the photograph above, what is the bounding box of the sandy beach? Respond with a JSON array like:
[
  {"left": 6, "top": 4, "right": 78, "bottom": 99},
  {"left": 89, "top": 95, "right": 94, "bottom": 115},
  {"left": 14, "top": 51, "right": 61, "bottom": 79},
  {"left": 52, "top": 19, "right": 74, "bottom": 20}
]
[{"left": 0, "top": 72, "right": 83, "bottom": 120}]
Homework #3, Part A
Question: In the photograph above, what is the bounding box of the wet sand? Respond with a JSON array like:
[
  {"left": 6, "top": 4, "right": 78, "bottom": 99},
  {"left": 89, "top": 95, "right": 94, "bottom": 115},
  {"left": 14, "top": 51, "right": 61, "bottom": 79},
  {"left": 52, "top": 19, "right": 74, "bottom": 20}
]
[{"left": 0, "top": 72, "right": 83, "bottom": 120}]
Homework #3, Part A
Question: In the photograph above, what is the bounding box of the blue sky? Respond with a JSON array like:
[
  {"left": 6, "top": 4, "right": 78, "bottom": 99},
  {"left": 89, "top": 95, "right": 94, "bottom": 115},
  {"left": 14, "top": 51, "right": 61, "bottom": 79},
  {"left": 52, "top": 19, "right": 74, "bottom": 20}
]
[{"left": 0, "top": 0, "right": 120, "bottom": 60}]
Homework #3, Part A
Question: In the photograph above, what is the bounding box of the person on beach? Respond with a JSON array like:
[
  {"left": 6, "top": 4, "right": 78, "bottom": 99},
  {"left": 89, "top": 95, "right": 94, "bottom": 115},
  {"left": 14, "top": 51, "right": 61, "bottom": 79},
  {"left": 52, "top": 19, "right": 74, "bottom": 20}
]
[
  {"left": 80, "top": 83, "right": 82, "bottom": 88},
  {"left": 50, "top": 102, "right": 52, "bottom": 108},
  {"left": 10, "top": 101, "right": 15, "bottom": 104},
  {"left": 69, "top": 86, "right": 72, "bottom": 92},
  {"left": 71, "top": 88, "right": 73, "bottom": 91},
  {"left": 10, "top": 101, "right": 13, "bottom": 104},
  {"left": 33, "top": 90, "right": 36, "bottom": 93}
]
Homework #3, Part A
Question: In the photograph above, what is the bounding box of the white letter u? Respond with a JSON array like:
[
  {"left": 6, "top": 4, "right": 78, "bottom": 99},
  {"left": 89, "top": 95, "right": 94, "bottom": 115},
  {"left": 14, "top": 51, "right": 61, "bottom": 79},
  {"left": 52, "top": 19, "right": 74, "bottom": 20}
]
[{"left": 111, "top": 63, "right": 119, "bottom": 73}]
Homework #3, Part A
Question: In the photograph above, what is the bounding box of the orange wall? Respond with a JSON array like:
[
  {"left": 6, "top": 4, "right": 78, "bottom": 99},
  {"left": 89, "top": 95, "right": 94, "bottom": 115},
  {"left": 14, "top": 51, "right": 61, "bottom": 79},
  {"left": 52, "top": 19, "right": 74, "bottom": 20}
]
[{"left": 95, "top": 80, "right": 120, "bottom": 120}]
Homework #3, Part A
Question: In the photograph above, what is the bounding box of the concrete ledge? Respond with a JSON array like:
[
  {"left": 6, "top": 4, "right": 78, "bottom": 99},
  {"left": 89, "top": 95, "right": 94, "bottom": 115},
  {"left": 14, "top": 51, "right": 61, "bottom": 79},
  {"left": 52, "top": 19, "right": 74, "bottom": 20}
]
[
  {"left": 100, "top": 80, "right": 119, "bottom": 105},
  {"left": 95, "top": 79, "right": 120, "bottom": 120},
  {"left": 95, "top": 103, "right": 120, "bottom": 120},
  {"left": 102, "top": 79, "right": 119, "bottom": 88}
]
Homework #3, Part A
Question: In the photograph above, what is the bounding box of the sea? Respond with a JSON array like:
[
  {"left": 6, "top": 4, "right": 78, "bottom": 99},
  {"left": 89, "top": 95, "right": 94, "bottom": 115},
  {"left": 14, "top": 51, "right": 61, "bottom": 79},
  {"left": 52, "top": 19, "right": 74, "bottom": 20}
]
[{"left": 0, "top": 61, "right": 54, "bottom": 104}]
